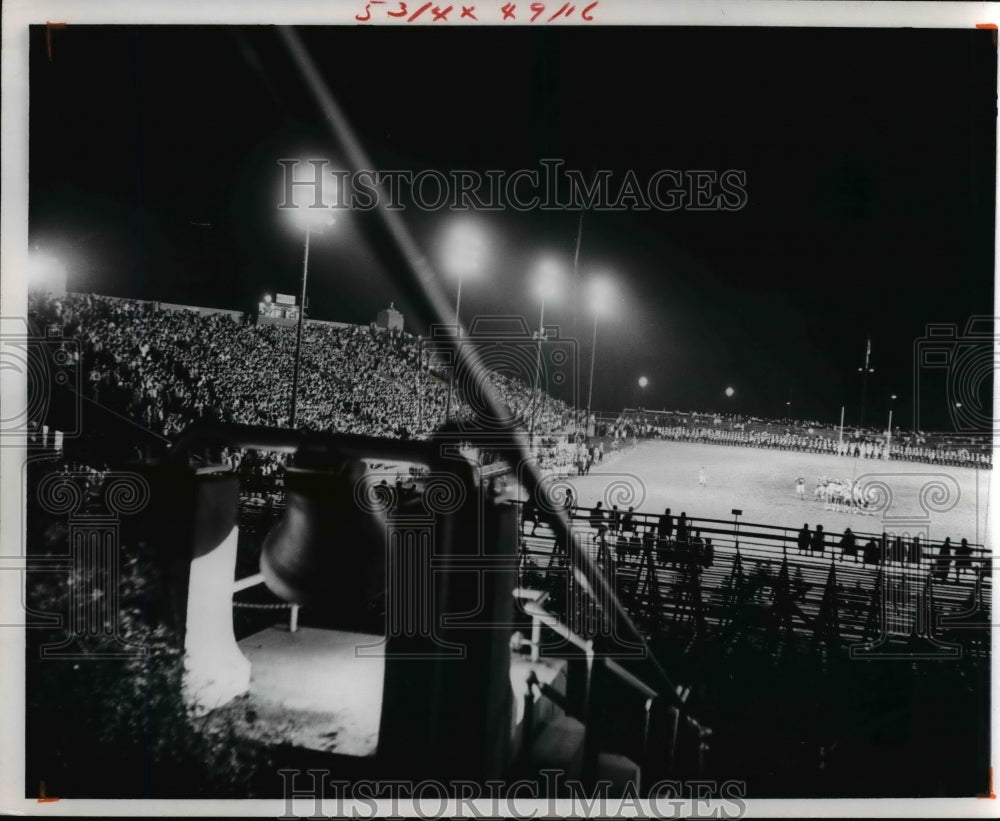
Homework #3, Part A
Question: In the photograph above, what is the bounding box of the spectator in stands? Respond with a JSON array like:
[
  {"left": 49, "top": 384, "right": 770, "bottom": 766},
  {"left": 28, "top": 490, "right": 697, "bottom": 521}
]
[
  {"left": 810, "top": 524, "right": 825, "bottom": 555},
  {"left": 656, "top": 532, "right": 671, "bottom": 568},
  {"left": 891, "top": 534, "right": 905, "bottom": 564},
  {"left": 862, "top": 537, "right": 880, "bottom": 565},
  {"left": 749, "top": 560, "right": 771, "bottom": 602},
  {"left": 676, "top": 512, "right": 689, "bottom": 546},
  {"left": 642, "top": 528, "right": 657, "bottom": 566},
  {"left": 611, "top": 505, "right": 622, "bottom": 536},
  {"left": 908, "top": 534, "right": 922, "bottom": 566},
  {"left": 615, "top": 532, "right": 628, "bottom": 565},
  {"left": 521, "top": 495, "right": 539, "bottom": 536},
  {"left": 690, "top": 529, "right": 704, "bottom": 565},
  {"left": 797, "top": 524, "right": 811, "bottom": 556},
  {"left": 657, "top": 508, "right": 674, "bottom": 544},
  {"left": 702, "top": 537, "right": 715, "bottom": 569},
  {"left": 620, "top": 506, "right": 637, "bottom": 537},
  {"left": 589, "top": 501, "right": 608, "bottom": 542},
  {"left": 954, "top": 538, "right": 974, "bottom": 582},
  {"left": 839, "top": 528, "right": 857, "bottom": 562},
  {"left": 934, "top": 538, "right": 953, "bottom": 582}
]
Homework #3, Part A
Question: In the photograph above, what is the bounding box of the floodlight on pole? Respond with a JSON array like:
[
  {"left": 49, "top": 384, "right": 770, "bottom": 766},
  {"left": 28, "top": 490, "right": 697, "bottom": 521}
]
[
  {"left": 443, "top": 219, "right": 488, "bottom": 422},
  {"left": 528, "top": 257, "right": 564, "bottom": 450},
  {"left": 885, "top": 392, "right": 898, "bottom": 456},
  {"left": 631, "top": 375, "right": 648, "bottom": 412},
  {"left": 585, "top": 275, "right": 615, "bottom": 437},
  {"left": 285, "top": 173, "right": 338, "bottom": 430},
  {"left": 27, "top": 249, "right": 68, "bottom": 296}
]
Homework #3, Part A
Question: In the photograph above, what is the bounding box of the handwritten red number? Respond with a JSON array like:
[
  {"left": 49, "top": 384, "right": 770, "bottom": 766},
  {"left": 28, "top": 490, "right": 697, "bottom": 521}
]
[
  {"left": 408, "top": 1, "right": 432, "bottom": 20},
  {"left": 431, "top": 4, "right": 453, "bottom": 20},
  {"left": 501, "top": 3, "right": 516, "bottom": 19},
  {"left": 547, "top": 2, "right": 572, "bottom": 20},
  {"left": 581, "top": 0, "right": 597, "bottom": 20},
  {"left": 460, "top": 5, "right": 477, "bottom": 19},
  {"left": 530, "top": 3, "right": 545, "bottom": 22},
  {"left": 355, "top": 3, "right": 372, "bottom": 21},
  {"left": 388, "top": 1, "right": 408, "bottom": 15}
]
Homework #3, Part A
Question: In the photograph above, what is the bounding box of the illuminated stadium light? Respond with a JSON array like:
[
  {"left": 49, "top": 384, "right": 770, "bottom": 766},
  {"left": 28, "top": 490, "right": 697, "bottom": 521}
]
[
  {"left": 584, "top": 275, "right": 616, "bottom": 434},
  {"left": 27, "top": 250, "right": 68, "bottom": 296},
  {"left": 638, "top": 376, "right": 649, "bottom": 389},
  {"left": 528, "top": 257, "right": 565, "bottom": 449},
  {"left": 441, "top": 218, "right": 487, "bottom": 282},
  {"left": 284, "top": 162, "right": 338, "bottom": 234},
  {"left": 442, "top": 219, "right": 489, "bottom": 421},
  {"left": 587, "top": 275, "right": 615, "bottom": 316},
  {"left": 534, "top": 257, "right": 564, "bottom": 303},
  {"left": 725, "top": 386, "right": 735, "bottom": 398},
  {"left": 283, "top": 170, "right": 339, "bottom": 428}
]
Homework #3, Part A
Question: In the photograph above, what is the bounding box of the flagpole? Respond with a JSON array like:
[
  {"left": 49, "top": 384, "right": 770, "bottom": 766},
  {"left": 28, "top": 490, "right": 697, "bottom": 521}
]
[{"left": 859, "top": 337, "right": 872, "bottom": 431}]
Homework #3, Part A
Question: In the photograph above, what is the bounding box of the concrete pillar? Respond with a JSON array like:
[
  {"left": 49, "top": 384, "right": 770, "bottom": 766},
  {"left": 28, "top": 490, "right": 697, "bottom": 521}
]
[{"left": 142, "top": 464, "right": 250, "bottom": 714}]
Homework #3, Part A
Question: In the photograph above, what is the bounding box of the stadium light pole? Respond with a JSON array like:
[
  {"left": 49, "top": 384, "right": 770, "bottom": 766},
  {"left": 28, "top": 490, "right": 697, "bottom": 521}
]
[
  {"left": 285, "top": 183, "right": 337, "bottom": 430},
  {"left": 885, "top": 393, "right": 898, "bottom": 459},
  {"left": 637, "top": 375, "right": 648, "bottom": 410},
  {"left": 442, "top": 220, "right": 486, "bottom": 422},
  {"left": 529, "top": 259, "right": 562, "bottom": 451},
  {"left": 585, "top": 276, "right": 614, "bottom": 438}
]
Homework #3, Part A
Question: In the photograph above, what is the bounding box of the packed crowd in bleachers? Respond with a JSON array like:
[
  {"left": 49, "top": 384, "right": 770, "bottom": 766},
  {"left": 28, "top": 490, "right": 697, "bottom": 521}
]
[
  {"left": 29, "top": 292, "right": 577, "bottom": 441},
  {"left": 606, "top": 410, "right": 992, "bottom": 469},
  {"left": 27, "top": 293, "right": 993, "bottom": 473}
]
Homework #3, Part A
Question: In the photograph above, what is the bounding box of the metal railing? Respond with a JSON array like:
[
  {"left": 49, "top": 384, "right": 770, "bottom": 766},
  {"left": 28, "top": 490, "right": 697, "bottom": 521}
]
[
  {"left": 515, "top": 502, "right": 992, "bottom": 652},
  {"left": 514, "top": 589, "right": 711, "bottom": 786}
]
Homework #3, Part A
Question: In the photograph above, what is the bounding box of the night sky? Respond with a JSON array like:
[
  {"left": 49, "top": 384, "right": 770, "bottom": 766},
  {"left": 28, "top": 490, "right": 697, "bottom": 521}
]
[{"left": 28, "top": 25, "right": 996, "bottom": 431}]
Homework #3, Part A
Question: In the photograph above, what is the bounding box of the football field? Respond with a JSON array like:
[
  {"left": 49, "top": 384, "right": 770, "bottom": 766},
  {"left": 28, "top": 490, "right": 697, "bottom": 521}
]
[{"left": 562, "top": 440, "right": 992, "bottom": 547}]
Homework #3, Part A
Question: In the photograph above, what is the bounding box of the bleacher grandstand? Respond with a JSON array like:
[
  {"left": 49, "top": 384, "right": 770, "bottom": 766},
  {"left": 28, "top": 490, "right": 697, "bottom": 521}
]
[
  {"left": 603, "top": 409, "right": 992, "bottom": 469},
  {"left": 28, "top": 292, "right": 577, "bottom": 440}
]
